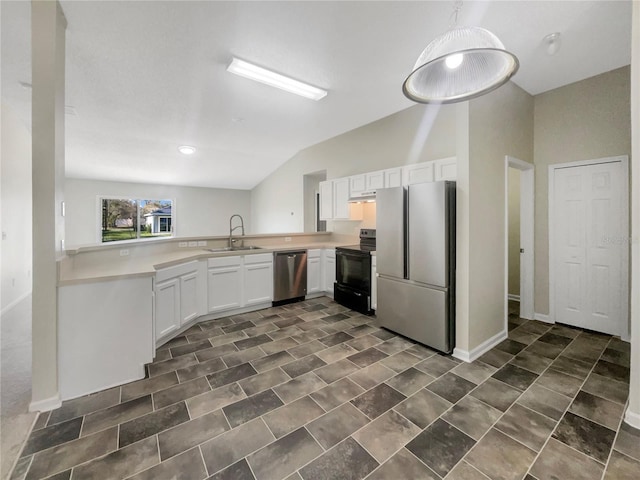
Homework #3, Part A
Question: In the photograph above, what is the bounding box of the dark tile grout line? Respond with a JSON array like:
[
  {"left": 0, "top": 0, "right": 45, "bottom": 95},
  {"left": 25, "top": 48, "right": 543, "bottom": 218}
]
[{"left": 518, "top": 330, "right": 620, "bottom": 480}]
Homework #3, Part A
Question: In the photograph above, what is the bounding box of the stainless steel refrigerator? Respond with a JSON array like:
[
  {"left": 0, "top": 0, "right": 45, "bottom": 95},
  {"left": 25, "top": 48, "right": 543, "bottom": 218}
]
[{"left": 376, "top": 181, "right": 456, "bottom": 353}]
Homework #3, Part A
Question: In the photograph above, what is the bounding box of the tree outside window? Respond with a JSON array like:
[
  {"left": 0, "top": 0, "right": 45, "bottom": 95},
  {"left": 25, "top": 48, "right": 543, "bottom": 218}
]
[{"left": 101, "top": 198, "right": 173, "bottom": 243}]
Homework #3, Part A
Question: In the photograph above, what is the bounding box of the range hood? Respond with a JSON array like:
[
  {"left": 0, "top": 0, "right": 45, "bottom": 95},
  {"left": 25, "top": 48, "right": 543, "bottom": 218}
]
[{"left": 348, "top": 190, "right": 377, "bottom": 203}]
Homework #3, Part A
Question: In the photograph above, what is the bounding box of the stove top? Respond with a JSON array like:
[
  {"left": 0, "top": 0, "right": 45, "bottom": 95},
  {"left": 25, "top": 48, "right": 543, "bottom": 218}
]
[{"left": 336, "top": 244, "right": 376, "bottom": 254}]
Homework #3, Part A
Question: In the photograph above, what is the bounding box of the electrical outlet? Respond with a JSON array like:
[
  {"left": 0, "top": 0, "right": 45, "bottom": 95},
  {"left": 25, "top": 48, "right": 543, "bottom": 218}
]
[
  {"left": 120, "top": 249, "right": 129, "bottom": 256},
  {"left": 285, "top": 237, "right": 292, "bottom": 242},
  {"left": 197, "top": 241, "right": 207, "bottom": 247},
  {"left": 188, "top": 241, "right": 197, "bottom": 247},
  {"left": 178, "top": 242, "right": 188, "bottom": 248}
]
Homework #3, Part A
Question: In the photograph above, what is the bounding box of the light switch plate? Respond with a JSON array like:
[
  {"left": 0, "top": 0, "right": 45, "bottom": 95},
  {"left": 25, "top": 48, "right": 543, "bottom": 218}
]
[
  {"left": 178, "top": 242, "right": 188, "bottom": 248},
  {"left": 197, "top": 241, "right": 207, "bottom": 246},
  {"left": 188, "top": 241, "right": 197, "bottom": 247}
]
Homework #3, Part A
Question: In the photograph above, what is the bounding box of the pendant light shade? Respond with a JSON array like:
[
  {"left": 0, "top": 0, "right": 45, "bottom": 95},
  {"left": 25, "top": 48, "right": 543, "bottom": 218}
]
[{"left": 403, "top": 26, "right": 519, "bottom": 104}]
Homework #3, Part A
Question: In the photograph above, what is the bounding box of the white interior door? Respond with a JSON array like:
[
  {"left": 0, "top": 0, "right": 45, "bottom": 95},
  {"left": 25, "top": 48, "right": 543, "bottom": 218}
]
[{"left": 552, "top": 159, "right": 627, "bottom": 335}]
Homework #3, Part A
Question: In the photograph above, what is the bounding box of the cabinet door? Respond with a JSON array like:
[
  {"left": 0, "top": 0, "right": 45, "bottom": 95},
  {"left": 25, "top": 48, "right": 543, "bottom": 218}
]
[
  {"left": 319, "top": 181, "right": 333, "bottom": 220},
  {"left": 155, "top": 278, "right": 180, "bottom": 340},
  {"left": 384, "top": 168, "right": 403, "bottom": 188},
  {"left": 366, "top": 171, "right": 385, "bottom": 190},
  {"left": 208, "top": 266, "right": 243, "bottom": 313},
  {"left": 180, "top": 271, "right": 199, "bottom": 325},
  {"left": 371, "top": 257, "right": 377, "bottom": 310},
  {"left": 333, "top": 178, "right": 350, "bottom": 219},
  {"left": 434, "top": 157, "right": 457, "bottom": 181},
  {"left": 404, "top": 162, "right": 434, "bottom": 185},
  {"left": 244, "top": 261, "right": 273, "bottom": 306},
  {"left": 307, "top": 256, "right": 322, "bottom": 294},
  {"left": 323, "top": 250, "right": 336, "bottom": 294},
  {"left": 350, "top": 175, "right": 366, "bottom": 196}
]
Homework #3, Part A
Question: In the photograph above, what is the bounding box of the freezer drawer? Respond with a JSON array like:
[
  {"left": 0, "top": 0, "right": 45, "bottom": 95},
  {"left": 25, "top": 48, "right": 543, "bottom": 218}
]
[{"left": 377, "top": 275, "right": 453, "bottom": 353}]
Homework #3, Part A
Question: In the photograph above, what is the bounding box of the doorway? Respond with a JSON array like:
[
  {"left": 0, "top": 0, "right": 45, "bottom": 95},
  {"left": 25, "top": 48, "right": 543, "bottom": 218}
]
[
  {"left": 549, "top": 156, "right": 629, "bottom": 337},
  {"left": 505, "top": 156, "right": 535, "bottom": 330}
]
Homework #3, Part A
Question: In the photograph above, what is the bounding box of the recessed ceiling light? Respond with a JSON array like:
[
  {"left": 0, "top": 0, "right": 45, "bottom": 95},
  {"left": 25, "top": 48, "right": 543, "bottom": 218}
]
[
  {"left": 543, "top": 32, "right": 561, "bottom": 56},
  {"left": 227, "top": 58, "right": 328, "bottom": 101},
  {"left": 178, "top": 145, "right": 196, "bottom": 155}
]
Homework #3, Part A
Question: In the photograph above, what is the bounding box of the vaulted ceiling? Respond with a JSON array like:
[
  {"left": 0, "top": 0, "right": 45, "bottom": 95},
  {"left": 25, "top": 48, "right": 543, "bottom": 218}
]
[{"left": 1, "top": 1, "right": 632, "bottom": 189}]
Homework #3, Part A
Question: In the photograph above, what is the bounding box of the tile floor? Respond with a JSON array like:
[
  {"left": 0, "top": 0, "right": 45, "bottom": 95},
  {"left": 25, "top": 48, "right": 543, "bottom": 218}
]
[{"left": 11, "top": 298, "right": 640, "bottom": 480}]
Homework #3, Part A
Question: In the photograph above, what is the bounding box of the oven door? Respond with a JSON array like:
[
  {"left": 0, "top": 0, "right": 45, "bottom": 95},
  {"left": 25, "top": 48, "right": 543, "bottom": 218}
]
[{"left": 336, "top": 250, "right": 371, "bottom": 293}]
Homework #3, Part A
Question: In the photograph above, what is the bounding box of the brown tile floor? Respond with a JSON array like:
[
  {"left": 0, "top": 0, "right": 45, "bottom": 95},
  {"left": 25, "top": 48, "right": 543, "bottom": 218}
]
[{"left": 11, "top": 298, "right": 640, "bottom": 480}]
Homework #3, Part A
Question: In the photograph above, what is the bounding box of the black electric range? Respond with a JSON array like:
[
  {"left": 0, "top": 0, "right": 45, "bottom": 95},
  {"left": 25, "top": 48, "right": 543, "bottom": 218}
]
[{"left": 334, "top": 229, "right": 376, "bottom": 314}]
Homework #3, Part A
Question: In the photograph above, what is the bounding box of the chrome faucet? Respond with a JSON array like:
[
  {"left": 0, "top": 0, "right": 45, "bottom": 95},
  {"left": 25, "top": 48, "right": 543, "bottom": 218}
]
[{"left": 229, "top": 214, "right": 245, "bottom": 248}]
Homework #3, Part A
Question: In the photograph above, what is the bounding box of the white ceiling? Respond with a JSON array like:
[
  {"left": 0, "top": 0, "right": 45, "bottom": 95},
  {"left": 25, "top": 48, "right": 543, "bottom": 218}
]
[{"left": 1, "top": 1, "right": 632, "bottom": 189}]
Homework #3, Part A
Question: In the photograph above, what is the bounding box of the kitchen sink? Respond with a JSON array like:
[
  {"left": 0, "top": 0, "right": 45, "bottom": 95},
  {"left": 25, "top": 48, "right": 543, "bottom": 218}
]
[{"left": 204, "top": 246, "right": 263, "bottom": 253}]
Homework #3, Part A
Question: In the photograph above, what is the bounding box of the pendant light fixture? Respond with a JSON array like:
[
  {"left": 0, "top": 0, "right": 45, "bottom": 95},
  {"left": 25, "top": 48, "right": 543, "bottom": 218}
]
[{"left": 403, "top": 1, "right": 519, "bottom": 104}]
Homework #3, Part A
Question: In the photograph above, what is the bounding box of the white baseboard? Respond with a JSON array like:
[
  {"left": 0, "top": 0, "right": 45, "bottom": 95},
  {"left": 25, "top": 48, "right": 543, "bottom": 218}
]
[
  {"left": 624, "top": 408, "right": 640, "bottom": 430},
  {"left": 29, "top": 393, "right": 62, "bottom": 413},
  {"left": 507, "top": 294, "right": 520, "bottom": 302},
  {"left": 534, "top": 312, "right": 553, "bottom": 324},
  {"left": 452, "top": 329, "right": 508, "bottom": 363},
  {"left": 1, "top": 290, "right": 31, "bottom": 317}
]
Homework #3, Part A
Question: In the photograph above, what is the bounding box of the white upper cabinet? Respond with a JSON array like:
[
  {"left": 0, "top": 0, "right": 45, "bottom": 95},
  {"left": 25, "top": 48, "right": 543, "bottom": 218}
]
[
  {"left": 366, "top": 171, "right": 385, "bottom": 190},
  {"left": 434, "top": 157, "right": 457, "bottom": 181},
  {"left": 404, "top": 162, "right": 435, "bottom": 185},
  {"left": 349, "top": 175, "right": 366, "bottom": 196},
  {"left": 333, "top": 177, "right": 351, "bottom": 219},
  {"left": 319, "top": 181, "right": 333, "bottom": 220},
  {"left": 384, "top": 168, "right": 403, "bottom": 188}
]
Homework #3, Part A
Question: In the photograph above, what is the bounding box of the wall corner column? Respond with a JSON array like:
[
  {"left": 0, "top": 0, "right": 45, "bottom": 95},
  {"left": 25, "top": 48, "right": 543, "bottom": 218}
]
[
  {"left": 626, "top": 0, "right": 640, "bottom": 429},
  {"left": 30, "top": 0, "right": 67, "bottom": 412}
]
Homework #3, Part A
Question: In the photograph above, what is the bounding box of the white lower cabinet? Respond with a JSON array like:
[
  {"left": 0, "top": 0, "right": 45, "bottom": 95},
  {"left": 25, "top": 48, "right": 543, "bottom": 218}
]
[
  {"left": 155, "top": 278, "right": 180, "bottom": 340},
  {"left": 208, "top": 254, "right": 274, "bottom": 314},
  {"left": 207, "top": 256, "right": 243, "bottom": 313},
  {"left": 323, "top": 249, "right": 336, "bottom": 295},
  {"left": 307, "top": 249, "right": 322, "bottom": 295},
  {"left": 155, "top": 260, "right": 206, "bottom": 342},
  {"left": 371, "top": 255, "right": 377, "bottom": 311},
  {"left": 244, "top": 254, "right": 274, "bottom": 306}
]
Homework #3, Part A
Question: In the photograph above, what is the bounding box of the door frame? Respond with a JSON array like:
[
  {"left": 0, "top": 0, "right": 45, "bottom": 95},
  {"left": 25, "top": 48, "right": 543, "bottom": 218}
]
[
  {"left": 504, "top": 156, "right": 535, "bottom": 329},
  {"left": 548, "top": 155, "right": 629, "bottom": 338}
]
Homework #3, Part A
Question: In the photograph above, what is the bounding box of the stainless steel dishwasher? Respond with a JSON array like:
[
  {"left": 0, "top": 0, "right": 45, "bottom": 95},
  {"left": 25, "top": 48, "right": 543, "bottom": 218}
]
[{"left": 273, "top": 250, "right": 307, "bottom": 305}]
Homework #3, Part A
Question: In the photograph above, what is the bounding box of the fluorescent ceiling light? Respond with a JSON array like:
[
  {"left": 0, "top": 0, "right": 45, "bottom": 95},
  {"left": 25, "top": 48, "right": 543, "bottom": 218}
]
[
  {"left": 178, "top": 145, "right": 196, "bottom": 155},
  {"left": 227, "top": 58, "right": 327, "bottom": 101}
]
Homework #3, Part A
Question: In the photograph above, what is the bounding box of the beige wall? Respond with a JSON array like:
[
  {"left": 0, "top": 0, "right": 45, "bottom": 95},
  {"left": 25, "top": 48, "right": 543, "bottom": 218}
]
[
  {"left": 1, "top": 103, "right": 33, "bottom": 312},
  {"left": 508, "top": 167, "right": 521, "bottom": 297},
  {"left": 533, "top": 66, "right": 631, "bottom": 315},
  {"left": 64, "top": 179, "right": 252, "bottom": 247},
  {"left": 626, "top": 1, "right": 639, "bottom": 427},
  {"left": 251, "top": 103, "right": 458, "bottom": 235},
  {"left": 464, "top": 82, "right": 534, "bottom": 350}
]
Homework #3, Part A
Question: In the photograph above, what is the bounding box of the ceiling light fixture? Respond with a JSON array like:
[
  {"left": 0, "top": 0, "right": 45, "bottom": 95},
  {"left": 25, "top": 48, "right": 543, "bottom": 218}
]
[
  {"left": 543, "top": 32, "right": 561, "bottom": 56},
  {"left": 227, "top": 58, "right": 328, "bottom": 101},
  {"left": 178, "top": 145, "right": 196, "bottom": 155},
  {"left": 403, "top": 1, "right": 519, "bottom": 104}
]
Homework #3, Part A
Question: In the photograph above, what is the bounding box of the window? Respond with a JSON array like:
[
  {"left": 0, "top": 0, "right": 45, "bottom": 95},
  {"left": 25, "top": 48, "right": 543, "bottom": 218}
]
[{"left": 100, "top": 198, "right": 173, "bottom": 243}]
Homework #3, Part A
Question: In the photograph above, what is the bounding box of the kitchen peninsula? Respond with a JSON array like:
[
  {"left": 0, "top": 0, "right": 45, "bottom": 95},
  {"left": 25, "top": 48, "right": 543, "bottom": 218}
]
[{"left": 57, "top": 232, "right": 354, "bottom": 402}]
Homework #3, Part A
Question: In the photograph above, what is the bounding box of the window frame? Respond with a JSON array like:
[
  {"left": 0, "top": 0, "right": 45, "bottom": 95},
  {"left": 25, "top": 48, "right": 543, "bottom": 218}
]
[{"left": 96, "top": 196, "right": 176, "bottom": 244}]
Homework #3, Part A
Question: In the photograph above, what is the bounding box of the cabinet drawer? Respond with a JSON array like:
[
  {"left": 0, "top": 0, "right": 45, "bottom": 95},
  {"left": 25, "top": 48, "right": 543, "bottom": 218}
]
[
  {"left": 156, "top": 261, "right": 199, "bottom": 283},
  {"left": 208, "top": 255, "right": 242, "bottom": 268},
  {"left": 307, "top": 249, "right": 322, "bottom": 259},
  {"left": 244, "top": 253, "right": 273, "bottom": 265}
]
